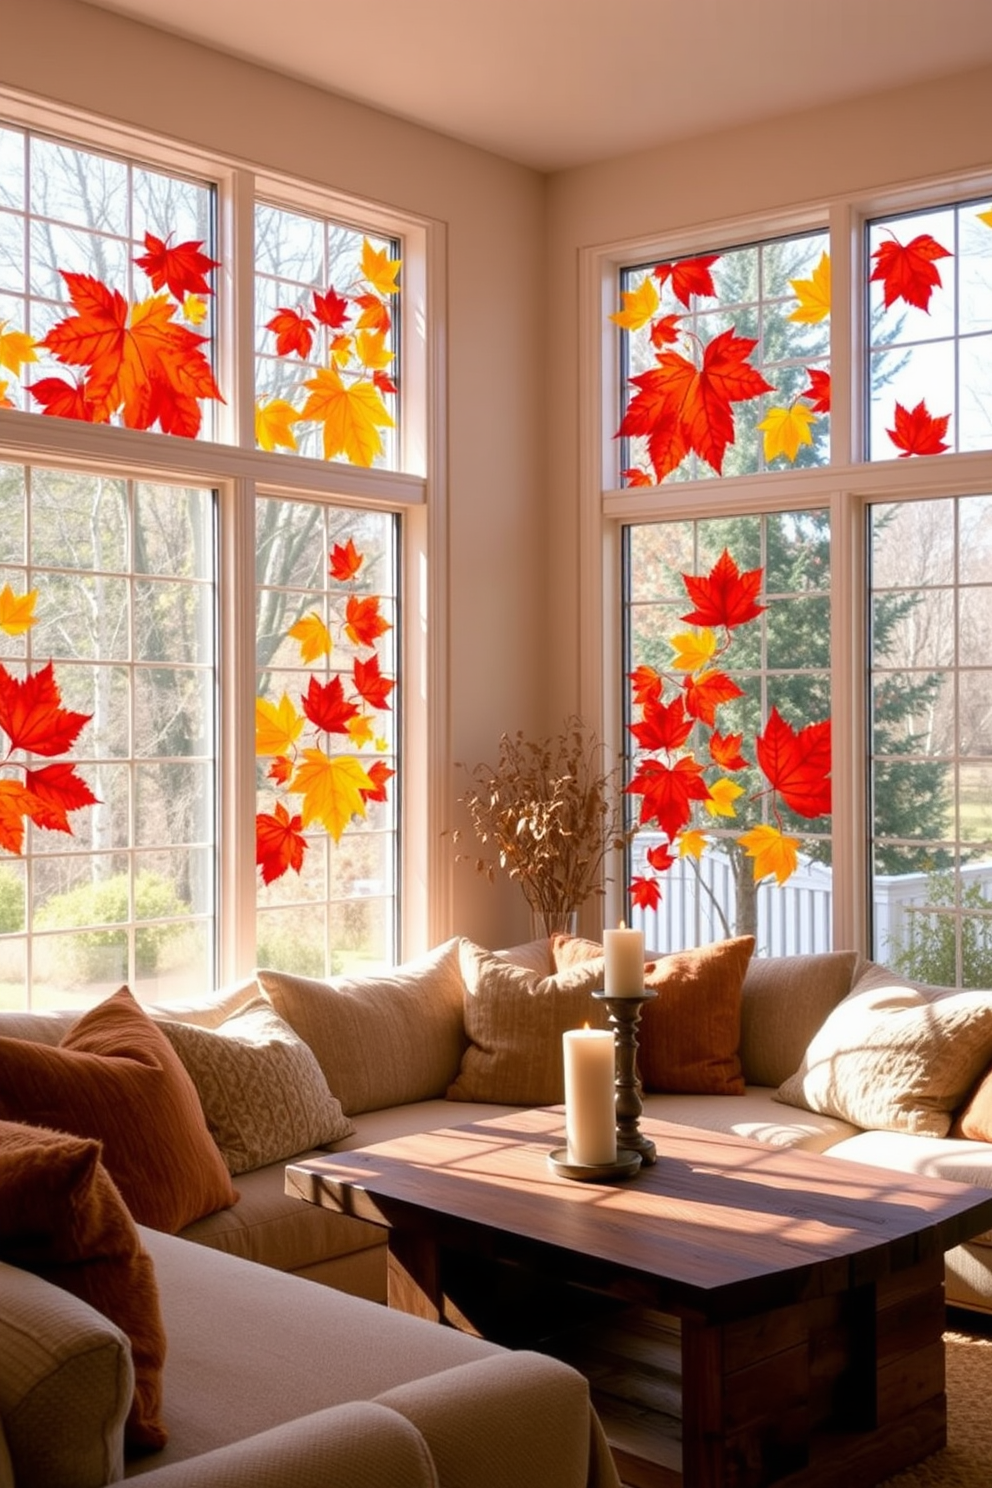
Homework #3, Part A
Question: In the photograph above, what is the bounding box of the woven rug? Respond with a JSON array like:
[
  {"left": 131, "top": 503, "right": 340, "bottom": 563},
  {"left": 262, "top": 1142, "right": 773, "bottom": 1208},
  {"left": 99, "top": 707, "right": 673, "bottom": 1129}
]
[{"left": 878, "top": 1326, "right": 992, "bottom": 1487}]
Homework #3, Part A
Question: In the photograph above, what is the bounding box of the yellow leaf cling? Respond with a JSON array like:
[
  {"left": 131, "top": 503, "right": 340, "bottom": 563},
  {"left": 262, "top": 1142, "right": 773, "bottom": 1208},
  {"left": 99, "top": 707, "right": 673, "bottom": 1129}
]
[
  {"left": 677, "top": 828, "right": 708, "bottom": 859},
  {"left": 0, "top": 584, "right": 37, "bottom": 636},
  {"left": 347, "top": 713, "right": 375, "bottom": 748},
  {"left": 183, "top": 293, "right": 208, "bottom": 326},
  {"left": 361, "top": 239, "right": 402, "bottom": 297},
  {"left": 704, "top": 778, "right": 745, "bottom": 818},
  {"left": 289, "top": 748, "right": 375, "bottom": 841},
  {"left": 758, "top": 404, "right": 816, "bottom": 462},
  {"left": 609, "top": 275, "right": 659, "bottom": 332},
  {"left": 789, "top": 252, "right": 830, "bottom": 323},
  {"left": 256, "top": 694, "right": 304, "bottom": 757},
  {"left": 301, "top": 366, "right": 394, "bottom": 467},
  {"left": 670, "top": 627, "right": 717, "bottom": 674},
  {"left": 355, "top": 329, "right": 394, "bottom": 370},
  {"left": 255, "top": 399, "right": 301, "bottom": 453},
  {"left": 979, "top": 209, "right": 992, "bottom": 229},
  {"left": 288, "top": 612, "right": 331, "bottom": 664},
  {"left": 0, "top": 323, "right": 37, "bottom": 376},
  {"left": 738, "top": 823, "right": 799, "bottom": 885}
]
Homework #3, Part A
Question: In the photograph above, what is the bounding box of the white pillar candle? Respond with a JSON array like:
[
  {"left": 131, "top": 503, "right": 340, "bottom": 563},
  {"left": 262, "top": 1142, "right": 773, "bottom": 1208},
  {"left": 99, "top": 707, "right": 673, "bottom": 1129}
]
[
  {"left": 563, "top": 1027, "right": 617, "bottom": 1166},
  {"left": 603, "top": 922, "right": 645, "bottom": 997}
]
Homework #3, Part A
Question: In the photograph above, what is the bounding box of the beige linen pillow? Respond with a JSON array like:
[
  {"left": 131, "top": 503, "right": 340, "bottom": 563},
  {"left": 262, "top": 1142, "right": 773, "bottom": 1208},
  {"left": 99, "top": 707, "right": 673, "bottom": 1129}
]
[
  {"left": 739, "top": 950, "right": 861, "bottom": 1087},
  {"left": 158, "top": 997, "right": 354, "bottom": 1174},
  {"left": 775, "top": 961, "right": 992, "bottom": 1136},
  {"left": 447, "top": 939, "right": 608, "bottom": 1105},
  {"left": 258, "top": 937, "right": 467, "bottom": 1115}
]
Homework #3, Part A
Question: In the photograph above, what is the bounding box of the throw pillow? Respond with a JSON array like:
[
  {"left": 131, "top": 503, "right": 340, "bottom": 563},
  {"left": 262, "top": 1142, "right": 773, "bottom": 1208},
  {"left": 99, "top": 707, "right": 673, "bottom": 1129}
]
[
  {"left": 0, "top": 985, "right": 238, "bottom": 1232},
  {"left": 446, "top": 938, "right": 609, "bottom": 1105},
  {"left": 0, "top": 1118, "right": 167, "bottom": 1455},
  {"left": 738, "top": 950, "right": 861, "bottom": 1087},
  {"left": 950, "top": 1058, "right": 992, "bottom": 1141},
  {"left": 551, "top": 934, "right": 755, "bottom": 1095},
  {"left": 258, "top": 937, "right": 468, "bottom": 1115},
  {"left": 158, "top": 996, "right": 354, "bottom": 1174},
  {"left": 775, "top": 962, "right": 992, "bottom": 1136}
]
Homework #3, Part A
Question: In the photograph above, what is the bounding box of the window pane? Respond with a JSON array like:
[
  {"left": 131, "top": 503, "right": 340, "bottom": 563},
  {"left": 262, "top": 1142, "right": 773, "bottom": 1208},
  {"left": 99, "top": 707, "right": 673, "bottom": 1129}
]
[
  {"left": 624, "top": 510, "right": 832, "bottom": 954},
  {"left": 0, "top": 466, "right": 217, "bottom": 1008},
  {"left": 0, "top": 121, "right": 222, "bottom": 438},
  {"left": 614, "top": 230, "right": 830, "bottom": 486},
  {"left": 254, "top": 204, "right": 401, "bottom": 468},
  {"left": 867, "top": 198, "right": 992, "bottom": 460},
  {"left": 869, "top": 494, "right": 992, "bottom": 986},
  {"left": 255, "top": 498, "right": 398, "bottom": 975}
]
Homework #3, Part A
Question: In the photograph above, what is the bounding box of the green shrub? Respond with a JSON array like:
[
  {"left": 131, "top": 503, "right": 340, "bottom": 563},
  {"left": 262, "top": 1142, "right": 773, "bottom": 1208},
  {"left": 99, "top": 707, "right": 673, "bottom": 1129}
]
[
  {"left": 890, "top": 872, "right": 992, "bottom": 988},
  {"left": 256, "top": 919, "right": 325, "bottom": 979},
  {"left": 0, "top": 866, "right": 25, "bottom": 934},
  {"left": 36, "top": 870, "right": 188, "bottom": 979}
]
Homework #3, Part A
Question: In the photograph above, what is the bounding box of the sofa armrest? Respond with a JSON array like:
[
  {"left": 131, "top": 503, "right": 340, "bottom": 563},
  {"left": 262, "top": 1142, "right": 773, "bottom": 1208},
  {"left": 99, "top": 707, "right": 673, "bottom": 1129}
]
[
  {"left": 129, "top": 1400, "right": 437, "bottom": 1487},
  {"left": 374, "top": 1351, "right": 621, "bottom": 1488}
]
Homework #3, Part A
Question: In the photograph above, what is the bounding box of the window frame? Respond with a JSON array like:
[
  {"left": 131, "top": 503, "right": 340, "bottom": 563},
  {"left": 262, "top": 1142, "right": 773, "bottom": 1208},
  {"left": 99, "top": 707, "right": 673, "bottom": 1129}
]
[
  {"left": 0, "top": 85, "right": 449, "bottom": 994},
  {"left": 584, "top": 175, "right": 992, "bottom": 956}
]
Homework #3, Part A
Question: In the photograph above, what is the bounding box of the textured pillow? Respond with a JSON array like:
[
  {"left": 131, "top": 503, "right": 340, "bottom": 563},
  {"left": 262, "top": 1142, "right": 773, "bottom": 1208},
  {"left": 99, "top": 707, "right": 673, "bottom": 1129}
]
[
  {"left": 775, "top": 962, "right": 992, "bottom": 1136},
  {"left": 258, "top": 937, "right": 468, "bottom": 1115},
  {"left": 158, "top": 997, "right": 354, "bottom": 1174},
  {"left": 949, "top": 1057, "right": 992, "bottom": 1141},
  {"left": 447, "top": 938, "right": 609, "bottom": 1105},
  {"left": 738, "top": 950, "right": 861, "bottom": 1087},
  {"left": 0, "top": 1119, "right": 167, "bottom": 1455},
  {"left": 0, "top": 986, "right": 238, "bottom": 1232},
  {"left": 552, "top": 934, "right": 755, "bottom": 1094}
]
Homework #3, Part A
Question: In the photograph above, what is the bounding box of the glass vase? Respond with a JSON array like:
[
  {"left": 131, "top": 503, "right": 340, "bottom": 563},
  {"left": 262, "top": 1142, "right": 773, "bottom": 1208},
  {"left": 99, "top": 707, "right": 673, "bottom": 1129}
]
[{"left": 530, "top": 908, "right": 579, "bottom": 941}]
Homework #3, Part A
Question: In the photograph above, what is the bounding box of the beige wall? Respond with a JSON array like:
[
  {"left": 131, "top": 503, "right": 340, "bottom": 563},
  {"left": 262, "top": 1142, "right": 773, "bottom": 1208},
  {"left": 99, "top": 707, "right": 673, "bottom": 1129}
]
[{"left": 1, "top": 0, "right": 548, "bottom": 947}]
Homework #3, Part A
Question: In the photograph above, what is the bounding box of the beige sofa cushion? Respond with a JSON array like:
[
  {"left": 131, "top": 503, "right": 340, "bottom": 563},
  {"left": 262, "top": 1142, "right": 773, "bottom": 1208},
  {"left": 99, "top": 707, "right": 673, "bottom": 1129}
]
[
  {"left": 739, "top": 950, "right": 861, "bottom": 1087},
  {"left": 447, "top": 939, "right": 607, "bottom": 1105},
  {"left": 257, "top": 937, "right": 467, "bottom": 1115},
  {"left": 158, "top": 998, "right": 354, "bottom": 1175},
  {"left": 0, "top": 1260, "right": 133, "bottom": 1488},
  {"left": 775, "top": 961, "right": 992, "bottom": 1136}
]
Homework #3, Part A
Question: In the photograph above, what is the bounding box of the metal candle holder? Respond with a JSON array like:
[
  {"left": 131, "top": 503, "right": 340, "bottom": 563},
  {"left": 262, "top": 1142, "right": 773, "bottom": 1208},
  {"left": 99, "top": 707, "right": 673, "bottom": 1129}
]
[{"left": 592, "top": 989, "right": 657, "bottom": 1165}]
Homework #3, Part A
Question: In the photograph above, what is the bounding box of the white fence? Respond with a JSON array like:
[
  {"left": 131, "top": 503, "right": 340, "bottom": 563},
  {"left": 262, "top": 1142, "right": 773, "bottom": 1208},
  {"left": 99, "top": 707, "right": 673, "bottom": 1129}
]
[{"left": 629, "top": 838, "right": 992, "bottom": 959}]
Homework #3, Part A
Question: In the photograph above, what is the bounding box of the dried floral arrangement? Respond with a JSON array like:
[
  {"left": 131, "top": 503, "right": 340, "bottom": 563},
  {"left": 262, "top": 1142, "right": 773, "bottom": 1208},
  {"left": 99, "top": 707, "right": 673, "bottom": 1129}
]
[{"left": 450, "top": 718, "right": 630, "bottom": 930}]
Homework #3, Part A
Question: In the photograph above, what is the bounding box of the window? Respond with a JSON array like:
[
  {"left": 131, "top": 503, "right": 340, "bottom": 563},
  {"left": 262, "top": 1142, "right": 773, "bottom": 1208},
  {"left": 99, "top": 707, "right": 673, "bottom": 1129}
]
[
  {"left": 606, "top": 185, "right": 992, "bottom": 977},
  {"left": 0, "top": 99, "right": 432, "bottom": 1011}
]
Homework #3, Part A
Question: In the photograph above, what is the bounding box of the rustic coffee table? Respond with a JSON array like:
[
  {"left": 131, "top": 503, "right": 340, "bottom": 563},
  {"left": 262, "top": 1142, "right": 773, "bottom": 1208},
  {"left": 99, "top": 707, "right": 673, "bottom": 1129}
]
[{"left": 287, "top": 1107, "right": 992, "bottom": 1488}]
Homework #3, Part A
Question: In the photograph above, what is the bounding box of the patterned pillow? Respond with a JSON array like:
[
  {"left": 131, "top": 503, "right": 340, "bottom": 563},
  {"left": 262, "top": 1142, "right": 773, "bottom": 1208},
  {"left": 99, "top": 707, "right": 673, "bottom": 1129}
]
[{"left": 158, "top": 998, "right": 354, "bottom": 1174}]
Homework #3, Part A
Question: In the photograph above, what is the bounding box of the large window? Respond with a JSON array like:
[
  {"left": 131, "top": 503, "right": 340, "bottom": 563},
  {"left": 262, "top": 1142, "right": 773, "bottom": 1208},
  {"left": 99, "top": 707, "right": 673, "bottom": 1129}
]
[
  {"left": 0, "top": 102, "right": 430, "bottom": 1010},
  {"left": 607, "top": 187, "right": 992, "bottom": 977}
]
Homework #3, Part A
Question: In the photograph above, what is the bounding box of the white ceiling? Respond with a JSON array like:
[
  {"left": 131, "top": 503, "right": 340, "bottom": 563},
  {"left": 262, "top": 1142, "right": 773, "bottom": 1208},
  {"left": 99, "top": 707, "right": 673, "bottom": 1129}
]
[{"left": 81, "top": 0, "right": 992, "bottom": 172}]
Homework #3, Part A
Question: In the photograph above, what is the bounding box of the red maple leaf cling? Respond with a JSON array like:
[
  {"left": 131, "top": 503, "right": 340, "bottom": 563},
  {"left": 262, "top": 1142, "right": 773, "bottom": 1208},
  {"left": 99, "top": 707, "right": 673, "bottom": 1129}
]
[
  {"left": 0, "top": 660, "right": 96, "bottom": 853},
  {"left": 756, "top": 707, "right": 831, "bottom": 819},
  {"left": 653, "top": 254, "right": 720, "bottom": 307},
  {"left": 681, "top": 549, "right": 766, "bottom": 630},
  {"left": 626, "top": 754, "right": 710, "bottom": 841},
  {"left": 801, "top": 368, "right": 831, "bottom": 413},
  {"left": 886, "top": 399, "right": 951, "bottom": 457},
  {"left": 134, "top": 234, "right": 220, "bottom": 300},
  {"left": 255, "top": 800, "right": 306, "bottom": 885},
  {"left": 870, "top": 232, "right": 952, "bottom": 311},
  {"left": 301, "top": 674, "right": 359, "bottom": 736}
]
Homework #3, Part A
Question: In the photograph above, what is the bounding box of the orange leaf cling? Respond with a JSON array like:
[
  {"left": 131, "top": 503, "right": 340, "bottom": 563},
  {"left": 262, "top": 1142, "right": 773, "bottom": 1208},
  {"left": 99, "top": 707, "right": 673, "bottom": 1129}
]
[
  {"left": 354, "top": 293, "right": 391, "bottom": 333},
  {"left": 301, "top": 674, "right": 359, "bottom": 736},
  {"left": 629, "top": 694, "right": 692, "bottom": 753},
  {"left": 352, "top": 653, "right": 395, "bottom": 711},
  {"left": 629, "top": 664, "right": 663, "bottom": 706},
  {"left": 0, "top": 661, "right": 91, "bottom": 757},
  {"left": 24, "top": 762, "right": 99, "bottom": 833},
  {"left": 268, "top": 755, "right": 294, "bottom": 785},
  {"left": 359, "top": 758, "right": 395, "bottom": 805},
  {"left": 373, "top": 370, "right": 398, "bottom": 396},
  {"left": 312, "top": 287, "right": 351, "bottom": 329},
  {"left": 653, "top": 254, "right": 720, "bottom": 307},
  {"left": 630, "top": 875, "right": 663, "bottom": 912},
  {"left": 626, "top": 754, "right": 710, "bottom": 841},
  {"left": 266, "top": 307, "right": 315, "bottom": 359},
  {"left": 870, "top": 232, "right": 952, "bottom": 311},
  {"left": 681, "top": 548, "right": 766, "bottom": 630},
  {"left": 802, "top": 367, "right": 831, "bottom": 413},
  {"left": 622, "top": 467, "right": 654, "bottom": 488},
  {"left": 756, "top": 706, "right": 831, "bottom": 819},
  {"left": 256, "top": 801, "right": 307, "bottom": 885},
  {"left": 345, "top": 593, "right": 391, "bottom": 648},
  {"left": 329, "top": 538, "right": 363, "bottom": 582},
  {"left": 709, "top": 730, "right": 749, "bottom": 771},
  {"left": 618, "top": 364, "right": 688, "bottom": 483},
  {"left": 682, "top": 668, "right": 744, "bottom": 726},
  {"left": 649, "top": 313, "right": 683, "bottom": 350},
  {"left": 135, "top": 233, "right": 220, "bottom": 300},
  {"left": 886, "top": 399, "right": 951, "bottom": 457},
  {"left": 0, "top": 779, "right": 40, "bottom": 855}
]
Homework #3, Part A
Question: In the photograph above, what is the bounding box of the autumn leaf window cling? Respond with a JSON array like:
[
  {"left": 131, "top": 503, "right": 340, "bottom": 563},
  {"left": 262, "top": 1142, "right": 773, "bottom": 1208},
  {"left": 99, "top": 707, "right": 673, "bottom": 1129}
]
[
  {"left": 626, "top": 550, "right": 831, "bottom": 913},
  {"left": 254, "top": 537, "right": 395, "bottom": 887}
]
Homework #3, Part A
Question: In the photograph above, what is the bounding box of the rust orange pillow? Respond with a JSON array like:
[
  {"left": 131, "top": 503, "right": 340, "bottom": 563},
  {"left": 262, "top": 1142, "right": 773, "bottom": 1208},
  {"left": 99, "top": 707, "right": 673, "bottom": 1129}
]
[
  {"left": 0, "top": 1118, "right": 168, "bottom": 1452},
  {"left": 552, "top": 934, "right": 755, "bottom": 1095},
  {"left": 950, "top": 1062, "right": 992, "bottom": 1141},
  {"left": 0, "top": 985, "right": 237, "bottom": 1233}
]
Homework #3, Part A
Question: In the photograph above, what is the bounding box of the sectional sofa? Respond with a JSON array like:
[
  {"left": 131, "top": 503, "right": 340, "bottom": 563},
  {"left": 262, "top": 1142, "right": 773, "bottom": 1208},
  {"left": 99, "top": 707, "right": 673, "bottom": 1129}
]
[{"left": 4, "top": 930, "right": 992, "bottom": 1486}]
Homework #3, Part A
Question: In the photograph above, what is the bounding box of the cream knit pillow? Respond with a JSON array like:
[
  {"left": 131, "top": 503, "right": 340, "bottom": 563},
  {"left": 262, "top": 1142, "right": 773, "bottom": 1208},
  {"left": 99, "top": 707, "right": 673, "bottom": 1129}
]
[{"left": 775, "top": 961, "right": 992, "bottom": 1136}]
